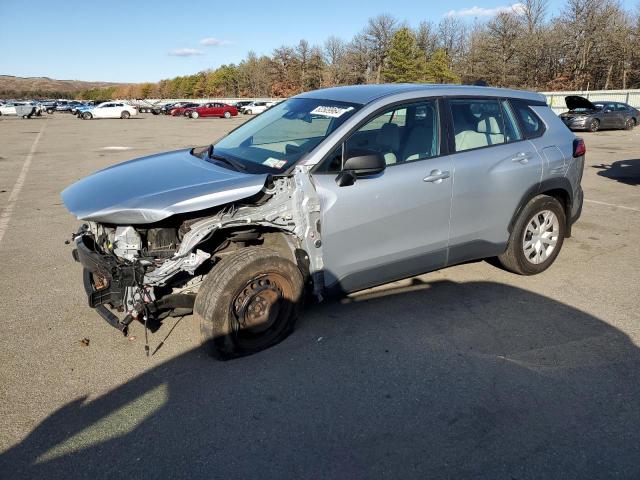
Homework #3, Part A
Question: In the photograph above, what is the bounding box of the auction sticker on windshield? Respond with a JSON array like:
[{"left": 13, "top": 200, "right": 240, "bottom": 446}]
[
  {"left": 263, "top": 157, "right": 287, "bottom": 169},
  {"left": 310, "top": 106, "right": 354, "bottom": 118}
]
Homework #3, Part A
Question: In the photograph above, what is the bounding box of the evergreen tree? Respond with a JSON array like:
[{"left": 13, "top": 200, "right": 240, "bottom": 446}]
[
  {"left": 425, "top": 49, "right": 459, "bottom": 84},
  {"left": 382, "top": 27, "right": 426, "bottom": 83}
]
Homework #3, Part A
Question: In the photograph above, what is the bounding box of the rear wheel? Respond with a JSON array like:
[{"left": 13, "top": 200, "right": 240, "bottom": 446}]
[
  {"left": 498, "top": 195, "right": 566, "bottom": 275},
  {"left": 195, "top": 247, "right": 303, "bottom": 359},
  {"left": 588, "top": 119, "right": 600, "bottom": 132},
  {"left": 120, "top": 111, "right": 130, "bottom": 119}
]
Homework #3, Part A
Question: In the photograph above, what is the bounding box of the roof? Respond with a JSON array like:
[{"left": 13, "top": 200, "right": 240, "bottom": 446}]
[{"left": 295, "top": 83, "right": 546, "bottom": 105}]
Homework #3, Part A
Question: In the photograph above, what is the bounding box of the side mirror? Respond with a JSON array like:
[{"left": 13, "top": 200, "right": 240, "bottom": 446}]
[
  {"left": 334, "top": 150, "right": 386, "bottom": 187},
  {"left": 343, "top": 152, "right": 386, "bottom": 176}
]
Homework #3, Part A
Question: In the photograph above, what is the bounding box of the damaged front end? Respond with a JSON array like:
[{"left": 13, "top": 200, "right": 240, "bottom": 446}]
[{"left": 68, "top": 168, "right": 324, "bottom": 335}]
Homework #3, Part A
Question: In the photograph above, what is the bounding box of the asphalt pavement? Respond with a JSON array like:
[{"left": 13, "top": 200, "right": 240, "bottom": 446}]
[{"left": 0, "top": 112, "right": 639, "bottom": 479}]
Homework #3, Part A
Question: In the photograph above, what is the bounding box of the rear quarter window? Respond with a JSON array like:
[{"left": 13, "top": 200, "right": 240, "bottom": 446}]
[{"left": 510, "top": 99, "right": 545, "bottom": 139}]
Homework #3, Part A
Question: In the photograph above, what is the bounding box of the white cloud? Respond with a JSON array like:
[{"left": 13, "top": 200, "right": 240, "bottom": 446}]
[
  {"left": 200, "top": 37, "right": 232, "bottom": 46},
  {"left": 445, "top": 3, "right": 525, "bottom": 17},
  {"left": 167, "top": 48, "right": 204, "bottom": 57}
]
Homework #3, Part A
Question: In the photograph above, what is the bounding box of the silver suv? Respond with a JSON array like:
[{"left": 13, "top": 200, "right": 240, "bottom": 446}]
[{"left": 62, "top": 84, "right": 585, "bottom": 359}]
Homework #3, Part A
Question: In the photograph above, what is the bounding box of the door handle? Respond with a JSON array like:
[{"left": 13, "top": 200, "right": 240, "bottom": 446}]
[
  {"left": 423, "top": 169, "right": 450, "bottom": 183},
  {"left": 511, "top": 152, "right": 533, "bottom": 164}
]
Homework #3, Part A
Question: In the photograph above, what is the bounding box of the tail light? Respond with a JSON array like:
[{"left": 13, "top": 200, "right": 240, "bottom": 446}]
[{"left": 573, "top": 138, "right": 586, "bottom": 158}]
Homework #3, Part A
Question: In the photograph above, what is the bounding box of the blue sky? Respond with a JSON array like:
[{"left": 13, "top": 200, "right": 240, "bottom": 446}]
[{"left": 0, "top": 0, "right": 636, "bottom": 83}]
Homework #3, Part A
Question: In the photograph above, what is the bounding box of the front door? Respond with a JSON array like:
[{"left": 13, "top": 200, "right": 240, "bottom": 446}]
[{"left": 312, "top": 99, "right": 452, "bottom": 294}]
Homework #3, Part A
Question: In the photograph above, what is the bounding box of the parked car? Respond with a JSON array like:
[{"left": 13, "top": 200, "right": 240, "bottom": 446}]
[
  {"left": 0, "top": 101, "right": 43, "bottom": 116},
  {"left": 160, "top": 103, "right": 176, "bottom": 115},
  {"left": 170, "top": 103, "right": 199, "bottom": 116},
  {"left": 61, "top": 84, "right": 584, "bottom": 359},
  {"left": 80, "top": 102, "right": 138, "bottom": 120},
  {"left": 241, "top": 101, "right": 270, "bottom": 114},
  {"left": 186, "top": 102, "right": 238, "bottom": 119},
  {"left": 0, "top": 102, "right": 19, "bottom": 115},
  {"left": 56, "top": 101, "right": 84, "bottom": 113},
  {"left": 560, "top": 96, "right": 635, "bottom": 132},
  {"left": 232, "top": 100, "right": 253, "bottom": 112}
]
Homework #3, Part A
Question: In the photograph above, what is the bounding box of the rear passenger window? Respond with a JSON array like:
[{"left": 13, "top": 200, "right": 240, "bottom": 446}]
[
  {"left": 450, "top": 98, "right": 520, "bottom": 152},
  {"left": 510, "top": 99, "right": 545, "bottom": 139}
]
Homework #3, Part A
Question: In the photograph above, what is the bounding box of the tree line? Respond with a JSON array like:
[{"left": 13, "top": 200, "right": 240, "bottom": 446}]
[{"left": 78, "top": 0, "right": 640, "bottom": 100}]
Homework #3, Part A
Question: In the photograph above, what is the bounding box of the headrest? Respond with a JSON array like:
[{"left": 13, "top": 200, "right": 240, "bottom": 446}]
[
  {"left": 376, "top": 123, "right": 400, "bottom": 151},
  {"left": 477, "top": 116, "right": 501, "bottom": 134}
]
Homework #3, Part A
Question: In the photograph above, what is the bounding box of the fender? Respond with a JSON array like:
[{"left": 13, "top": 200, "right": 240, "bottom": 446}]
[{"left": 508, "top": 177, "right": 575, "bottom": 237}]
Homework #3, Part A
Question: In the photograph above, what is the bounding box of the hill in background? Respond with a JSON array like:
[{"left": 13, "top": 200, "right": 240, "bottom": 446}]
[{"left": 0, "top": 75, "right": 129, "bottom": 99}]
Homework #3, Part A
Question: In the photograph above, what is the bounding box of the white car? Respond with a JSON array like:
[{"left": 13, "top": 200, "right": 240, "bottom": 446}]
[
  {"left": 81, "top": 102, "right": 138, "bottom": 120},
  {"left": 241, "top": 101, "right": 271, "bottom": 115}
]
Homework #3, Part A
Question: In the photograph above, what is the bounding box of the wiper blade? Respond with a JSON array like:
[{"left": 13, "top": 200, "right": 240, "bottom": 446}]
[{"left": 207, "top": 145, "right": 246, "bottom": 171}]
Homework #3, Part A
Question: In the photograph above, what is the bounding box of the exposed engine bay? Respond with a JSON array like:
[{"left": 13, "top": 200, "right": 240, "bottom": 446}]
[{"left": 71, "top": 167, "right": 323, "bottom": 335}]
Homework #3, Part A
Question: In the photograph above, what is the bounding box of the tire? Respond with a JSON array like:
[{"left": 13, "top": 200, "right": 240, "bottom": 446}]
[
  {"left": 46, "top": 109, "right": 54, "bottom": 115},
  {"left": 588, "top": 119, "right": 600, "bottom": 132},
  {"left": 624, "top": 118, "right": 634, "bottom": 130},
  {"left": 224, "top": 111, "right": 231, "bottom": 119},
  {"left": 82, "top": 112, "right": 92, "bottom": 120},
  {"left": 195, "top": 247, "right": 304, "bottom": 360},
  {"left": 246, "top": 109, "right": 252, "bottom": 115},
  {"left": 497, "top": 195, "right": 566, "bottom": 275},
  {"left": 191, "top": 111, "right": 199, "bottom": 119},
  {"left": 121, "top": 110, "right": 130, "bottom": 119}
]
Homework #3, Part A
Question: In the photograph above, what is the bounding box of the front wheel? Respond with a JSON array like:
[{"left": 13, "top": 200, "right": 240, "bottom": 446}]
[
  {"left": 624, "top": 118, "right": 634, "bottom": 130},
  {"left": 497, "top": 195, "right": 566, "bottom": 275},
  {"left": 195, "top": 247, "right": 304, "bottom": 359},
  {"left": 223, "top": 111, "right": 231, "bottom": 118},
  {"left": 588, "top": 119, "right": 600, "bottom": 132},
  {"left": 245, "top": 109, "right": 252, "bottom": 115},
  {"left": 120, "top": 111, "right": 130, "bottom": 119},
  {"left": 82, "top": 112, "right": 92, "bottom": 120},
  {"left": 191, "top": 111, "right": 199, "bottom": 119}
]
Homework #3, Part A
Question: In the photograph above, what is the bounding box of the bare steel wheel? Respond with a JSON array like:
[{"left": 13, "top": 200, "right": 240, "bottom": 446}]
[
  {"left": 195, "top": 247, "right": 303, "bottom": 359},
  {"left": 497, "top": 195, "right": 566, "bottom": 275},
  {"left": 522, "top": 210, "right": 560, "bottom": 265},
  {"left": 232, "top": 273, "right": 292, "bottom": 338}
]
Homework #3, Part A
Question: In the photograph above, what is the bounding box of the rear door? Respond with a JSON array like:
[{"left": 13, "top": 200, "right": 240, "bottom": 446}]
[{"left": 446, "top": 97, "right": 543, "bottom": 265}]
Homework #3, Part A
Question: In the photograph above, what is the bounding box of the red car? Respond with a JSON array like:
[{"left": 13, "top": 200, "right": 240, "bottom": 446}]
[
  {"left": 186, "top": 102, "right": 238, "bottom": 119},
  {"left": 169, "top": 103, "right": 199, "bottom": 116}
]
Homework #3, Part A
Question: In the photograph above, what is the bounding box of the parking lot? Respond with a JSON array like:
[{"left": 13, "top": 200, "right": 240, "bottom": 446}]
[{"left": 0, "top": 112, "right": 639, "bottom": 478}]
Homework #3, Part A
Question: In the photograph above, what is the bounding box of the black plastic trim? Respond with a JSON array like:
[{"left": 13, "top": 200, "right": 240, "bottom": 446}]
[{"left": 508, "top": 177, "right": 575, "bottom": 235}]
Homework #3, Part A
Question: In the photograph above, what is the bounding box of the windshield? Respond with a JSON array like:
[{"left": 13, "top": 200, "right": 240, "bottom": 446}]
[{"left": 211, "top": 98, "right": 360, "bottom": 173}]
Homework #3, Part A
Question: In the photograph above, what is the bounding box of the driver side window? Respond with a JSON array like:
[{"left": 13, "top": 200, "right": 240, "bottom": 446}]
[{"left": 322, "top": 100, "right": 440, "bottom": 172}]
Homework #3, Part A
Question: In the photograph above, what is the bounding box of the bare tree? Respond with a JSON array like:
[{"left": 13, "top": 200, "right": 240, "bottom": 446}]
[{"left": 362, "top": 14, "right": 398, "bottom": 83}]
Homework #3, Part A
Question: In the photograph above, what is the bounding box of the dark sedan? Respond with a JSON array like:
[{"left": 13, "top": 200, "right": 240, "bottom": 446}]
[{"left": 560, "top": 96, "right": 635, "bottom": 132}]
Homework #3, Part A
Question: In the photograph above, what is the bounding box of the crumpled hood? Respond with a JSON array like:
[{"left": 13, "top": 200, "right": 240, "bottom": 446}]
[
  {"left": 61, "top": 148, "right": 268, "bottom": 224},
  {"left": 565, "top": 95, "right": 597, "bottom": 111}
]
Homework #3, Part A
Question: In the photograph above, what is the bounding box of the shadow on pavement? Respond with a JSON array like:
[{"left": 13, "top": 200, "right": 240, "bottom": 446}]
[
  {"left": 593, "top": 159, "right": 640, "bottom": 186},
  {"left": 2, "top": 279, "right": 639, "bottom": 479}
]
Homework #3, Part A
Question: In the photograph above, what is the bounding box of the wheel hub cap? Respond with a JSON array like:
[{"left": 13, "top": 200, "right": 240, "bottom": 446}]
[{"left": 523, "top": 210, "right": 559, "bottom": 264}]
